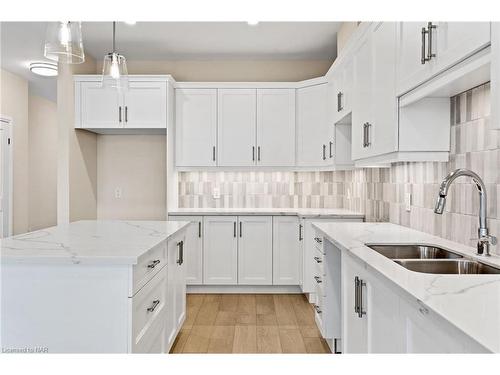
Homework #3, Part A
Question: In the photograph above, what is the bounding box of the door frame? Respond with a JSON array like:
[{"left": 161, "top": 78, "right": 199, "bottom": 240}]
[{"left": 0, "top": 115, "right": 13, "bottom": 238}]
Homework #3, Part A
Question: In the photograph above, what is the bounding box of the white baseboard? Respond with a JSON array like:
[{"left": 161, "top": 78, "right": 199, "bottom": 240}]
[{"left": 187, "top": 285, "right": 303, "bottom": 294}]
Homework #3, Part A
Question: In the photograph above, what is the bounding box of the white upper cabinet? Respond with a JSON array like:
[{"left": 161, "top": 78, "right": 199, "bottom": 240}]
[
  {"left": 397, "top": 22, "right": 491, "bottom": 94},
  {"left": 79, "top": 81, "right": 122, "bottom": 129},
  {"left": 75, "top": 76, "right": 168, "bottom": 132},
  {"left": 217, "top": 89, "right": 257, "bottom": 166},
  {"left": 175, "top": 89, "right": 217, "bottom": 167},
  {"left": 256, "top": 89, "right": 296, "bottom": 166},
  {"left": 237, "top": 216, "right": 273, "bottom": 285},
  {"left": 296, "top": 83, "right": 330, "bottom": 167},
  {"left": 124, "top": 81, "right": 167, "bottom": 128}
]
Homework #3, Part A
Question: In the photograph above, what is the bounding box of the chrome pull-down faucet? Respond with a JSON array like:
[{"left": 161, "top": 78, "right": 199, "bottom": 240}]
[{"left": 434, "top": 168, "right": 497, "bottom": 256}]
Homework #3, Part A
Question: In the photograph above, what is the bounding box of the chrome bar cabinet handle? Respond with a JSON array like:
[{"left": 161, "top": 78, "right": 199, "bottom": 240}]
[
  {"left": 233, "top": 222, "right": 237, "bottom": 238},
  {"left": 299, "top": 224, "right": 303, "bottom": 241},
  {"left": 212, "top": 146, "right": 216, "bottom": 162},
  {"left": 239, "top": 221, "right": 242, "bottom": 237},
  {"left": 198, "top": 222, "right": 202, "bottom": 238},
  {"left": 314, "top": 256, "right": 322, "bottom": 263},
  {"left": 147, "top": 259, "right": 161, "bottom": 269},
  {"left": 147, "top": 300, "right": 160, "bottom": 313},
  {"left": 257, "top": 146, "right": 261, "bottom": 162},
  {"left": 322, "top": 144, "right": 326, "bottom": 160},
  {"left": 177, "top": 240, "right": 184, "bottom": 265},
  {"left": 354, "top": 276, "right": 360, "bottom": 314},
  {"left": 119, "top": 106, "right": 122, "bottom": 123},
  {"left": 125, "top": 106, "right": 128, "bottom": 123},
  {"left": 427, "top": 22, "right": 437, "bottom": 61},
  {"left": 421, "top": 26, "right": 428, "bottom": 64},
  {"left": 329, "top": 141, "right": 333, "bottom": 158}
]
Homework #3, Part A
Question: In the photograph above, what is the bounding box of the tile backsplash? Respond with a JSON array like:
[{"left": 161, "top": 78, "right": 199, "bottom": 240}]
[{"left": 179, "top": 82, "right": 500, "bottom": 254}]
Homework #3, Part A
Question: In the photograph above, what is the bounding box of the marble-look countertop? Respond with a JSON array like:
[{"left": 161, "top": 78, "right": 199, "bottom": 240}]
[
  {"left": 0, "top": 220, "right": 190, "bottom": 265},
  {"left": 168, "top": 207, "right": 365, "bottom": 219},
  {"left": 312, "top": 221, "right": 500, "bottom": 353}
]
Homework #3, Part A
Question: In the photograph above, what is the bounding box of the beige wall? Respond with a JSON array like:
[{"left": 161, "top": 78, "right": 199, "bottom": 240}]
[
  {"left": 98, "top": 59, "right": 333, "bottom": 82},
  {"left": 337, "top": 22, "right": 360, "bottom": 55},
  {"left": 28, "top": 94, "right": 57, "bottom": 231},
  {"left": 0, "top": 69, "right": 29, "bottom": 234},
  {"left": 97, "top": 135, "right": 166, "bottom": 220}
]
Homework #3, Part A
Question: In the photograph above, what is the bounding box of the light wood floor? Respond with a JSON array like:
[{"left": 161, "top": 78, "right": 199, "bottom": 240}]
[{"left": 170, "top": 294, "right": 331, "bottom": 354}]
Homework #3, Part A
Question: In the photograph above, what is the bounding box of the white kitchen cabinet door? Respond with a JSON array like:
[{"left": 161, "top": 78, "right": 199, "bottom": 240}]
[
  {"left": 351, "top": 34, "right": 373, "bottom": 161},
  {"left": 78, "top": 81, "right": 122, "bottom": 129},
  {"left": 342, "top": 253, "right": 368, "bottom": 353},
  {"left": 433, "top": 22, "right": 490, "bottom": 76},
  {"left": 296, "top": 84, "right": 330, "bottom": 167},
  {"left": 203, "top": 216, "right": 238, "bottom": 284},
  {"left": 124, "top": 81, "right": 167, "bottom": 129},
  {"left": 237, "top": 216, "right": 273, "bottom": 285},
  {"left": 256, "top": 89, "right": 296, "bottom": 166},
  {"left": 396, "top": 22, "right": 434, "bottom": 94},
  {"left": 272, "top": 216, "right": 301, "bottom": 285},
  {"left": 370, "top": 22, "right": 398, "bottom": 158},
  {"left": 170, "top": 216, "right": 203, "bottom": 285},
  {"left": 175, "top": 89, "right": 217, "bottom": 167},
  {"left": 217, "top": 89, "right": 257, "bottom": 166}
]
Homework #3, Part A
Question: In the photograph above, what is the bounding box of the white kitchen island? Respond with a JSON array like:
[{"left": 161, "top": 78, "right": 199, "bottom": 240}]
[{"left": 1, "top": 220, "right": 190, "bottom": 353}]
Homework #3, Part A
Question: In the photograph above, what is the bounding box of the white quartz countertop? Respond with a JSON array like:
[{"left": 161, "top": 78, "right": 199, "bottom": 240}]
[
  {"left": 168, "top": 207, "right": 364, "bottom": 219},
  {"left": 0, "top": 220, "right": 190, "bottom": 265},
  {"left": 312, "top": 222, "right": 500, "bottom": 353}
]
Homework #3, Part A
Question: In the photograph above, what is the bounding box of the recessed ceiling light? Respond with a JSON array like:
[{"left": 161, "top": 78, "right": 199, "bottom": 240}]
[
  {"left": 124, "top": 21, "right": 136, "bottom": 25},
  {"left": 247, "top": 21, "right": 259, "bottom": 26},
  {"left": 29, "top": 62, "right": 58, "bottom": 77}
]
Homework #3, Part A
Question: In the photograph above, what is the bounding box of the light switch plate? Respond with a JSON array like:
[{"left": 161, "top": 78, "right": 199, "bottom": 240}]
[{"left": 213, "top": 187, "right": 220, "bottom": 199}]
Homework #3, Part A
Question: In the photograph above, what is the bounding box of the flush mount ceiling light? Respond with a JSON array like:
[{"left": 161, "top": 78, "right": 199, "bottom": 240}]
[
  {"left": 247, "top": 20, "right": 259, "bottom": 26},
  {"left": 29, "top": 62, "right": 58, "bottom": 77},
  {"left": 44, "top": 22, "right": 85, "bottom": 64},
  {"left": 101, "top": 22, "right": 129, "bottom": 91}
]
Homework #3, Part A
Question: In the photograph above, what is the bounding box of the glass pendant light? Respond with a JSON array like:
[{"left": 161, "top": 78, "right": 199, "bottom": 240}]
[
  {"left": 44, "top": 22, "right": 85, "bottom": 64},
  {"left": 101, "top": 22, "right": 129, "bottom": 91}
]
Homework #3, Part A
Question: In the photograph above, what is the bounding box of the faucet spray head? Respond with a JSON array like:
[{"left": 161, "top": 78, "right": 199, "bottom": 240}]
[{"left": 434, "top": 195, "right": 446, "bottom": 214}]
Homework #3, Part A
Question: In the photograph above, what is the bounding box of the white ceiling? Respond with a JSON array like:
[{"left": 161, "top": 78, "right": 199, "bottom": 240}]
[{"left": 1, "top": 22, "right": 340, "bottom": 102}]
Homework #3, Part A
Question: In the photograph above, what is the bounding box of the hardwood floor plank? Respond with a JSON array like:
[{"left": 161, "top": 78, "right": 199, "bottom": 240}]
[
  {"left": 273, "top": 295, "right": 298, "bottom": 328},
  {"left": 279, "top": 328, "right": 307, "bottom": 353},
  {"left": 214, "top": 311, "right": 237, "bottom": 325},
  {"left": 236, "top": 312, "right": 257, "bottom": 325},
  {"left": 182, "top": 326, "right": 213, "bottom": 353},
  {"left": 291, "top": 294, "right": 315, "bottom": 326},
  {"left": 184, "top": 294, "right": 205, "bottom": 329},
  {"left": 303, "top": 338, "right": 331, "bottom": 354},
  {"left": 203, "top": 294, "right": 222, "bottom": 303},
  {"left": 257, "top": 326, "right": 282, "bottom": 353},
  {"left": 207, "top": 326, "right": 235, "bottom": 353},
  {"left": 257, "top": 313, "right": 278, "bottom": 326},
  {"left": 256, "top": 294, "right": 275, "bottom": 315},
  {"left": 170, "top": 328, "right": 191, "bottom": 353},
  {"left": 233, "top": 325, "right": 257, "bottom": 353},
  {"left": 299, "top": 325, "right": 322, "bottom": 338},
  {"left": 194, "top": 300, "right": 220, "bottom": 326},
  {"left": 219, "top": 294, "right": 239, "bottom": 312},
  {"left": 237, "top": 294, "right": 256, "bottom": 314}
]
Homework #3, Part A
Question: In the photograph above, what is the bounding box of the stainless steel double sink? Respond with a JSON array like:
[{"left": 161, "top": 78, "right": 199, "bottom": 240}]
[{"left": 366, "top": 244, "right": 500, "bottom": 274}]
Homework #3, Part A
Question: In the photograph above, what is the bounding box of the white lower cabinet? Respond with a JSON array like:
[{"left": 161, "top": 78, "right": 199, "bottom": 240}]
[
  {"left": 202, "top": 216, "right": 238, "bottom": 284},
  {"left": 339, "top": 248, "right": 488, "bottom": 353},
  {"left": 169, "top": 216, "right": 203, "bottom": 285},
  {"left": 238, "top": 216, "right": 273, "bottom": 285},
  {"left": 272, "top": 216, "right": 302, "bottom": 285},
  {"left": 165, "top": 230, "right": 187, "bottom": 350}
]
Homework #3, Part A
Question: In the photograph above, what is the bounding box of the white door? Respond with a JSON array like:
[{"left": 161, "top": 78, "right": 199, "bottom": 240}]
[
  {"left": 434, "top": 22, "right": 491, "bottom": 75},
  {"left": 272, "top": 216, "right": 301, "bottom": 285},
  {"left": 203, "top": 216, "right": 238, "bottom": 284},
  {"left": 217, "top": 89, "right": 257, "bottom": 166},
  {"left": 79, "top": 81, "right": 122, "bottom": 128},
  {"left": 175, "top": 89, "right": 217, "bottom": 167},
  {"left": 170, "top": 216, "right": 203, "bottom": 285},
  {"left": 124, "top": 81, "right": 167, "bottom": 128},
  {"left": 256, "top": 89, "right": 296, "bottom": 166},
  {"left": 342, "top": 253, "right": 368, "bottom": 353},
  {"left": 351, "top": 34, "right": 373, "bottom": 161},
  {"left": 237, "top": 216, "right": 273, "bottom": 285},
  {"left": 296, "top": 84, "right": 329, "bottom": 166},
  {"left": 371, "top": 22, "right": 398, "bottom": 157},
  {"left": 0, "top": 117, "right": 12, "bottom": 238},
  {"left": 340, "top": 54, "right": 354, "bottom": 115}
]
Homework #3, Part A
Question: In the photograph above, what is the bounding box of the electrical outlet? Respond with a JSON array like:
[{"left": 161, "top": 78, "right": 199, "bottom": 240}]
[
  {"left": 405, "top": 192, "right": 412, "bottom": 212},
  {"left": 114, "top": 187, "right": 122, "bottom": 199},
  {"left": 213, "top": 187, "right": 220, "bottom": 199}
]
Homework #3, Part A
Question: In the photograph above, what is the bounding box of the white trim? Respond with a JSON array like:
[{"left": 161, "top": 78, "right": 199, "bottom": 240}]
[
  {"left": 174, "top": 81, "right": 300, "bottom": 89},
  {"left": 187, "top": 285, "right": 302, "bottom": 294},
  {"left": 353, "top": 151, "right": 449, "bottom": 168},
  {"left": 73, "top": 74, "right": 176, "bottom": 83},
  {"left": 0, "top": 115, "right": 13, "bottom": 238},
  {"left": 174, "top": 165, "right": 354, "bottom": 172}
]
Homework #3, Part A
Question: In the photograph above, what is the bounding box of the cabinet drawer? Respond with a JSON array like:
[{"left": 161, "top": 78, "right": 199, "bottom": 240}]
[
  {"left": 132, "top": 241, "right": 166, "bottom": 295},
  {"left": 131, "top": 266, "right": 167, "bottom": 352},
  {"left": 313, "top": 254, "right": 325, "bottom": 277},
  {"left": 313, "top": 235, "right": 324, "bottom": 254},
  {"left": 314, "top": 276, "right": 326, "bottom": 297}
]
